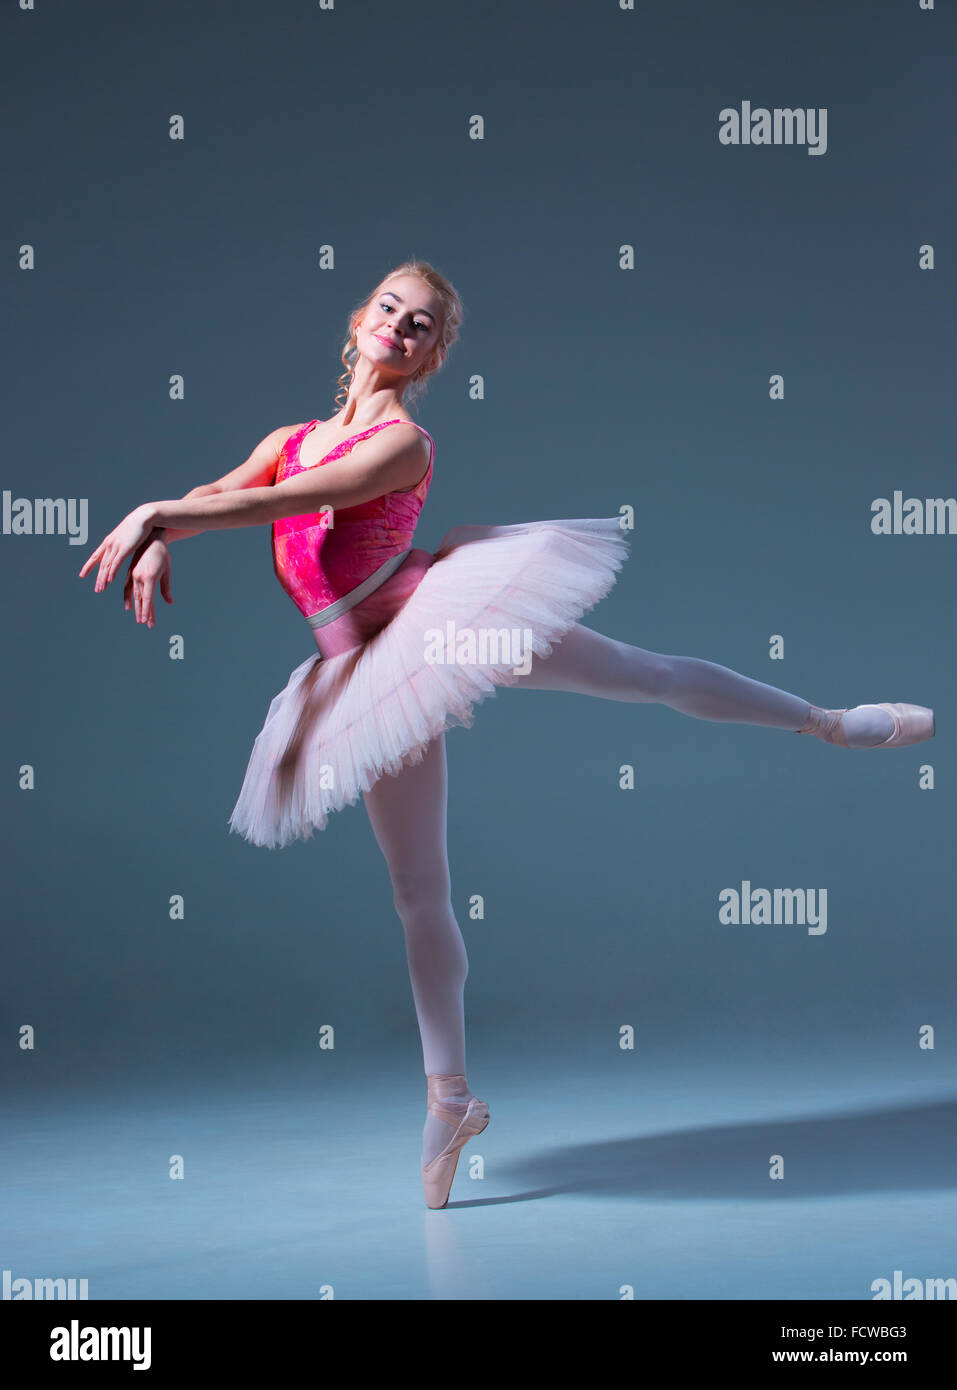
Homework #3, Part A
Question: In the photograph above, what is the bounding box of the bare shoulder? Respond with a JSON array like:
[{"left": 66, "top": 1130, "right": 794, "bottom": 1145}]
[
  {"left": 389, "top": 418, "right": 433, "bottom": 460},
  {"left": 256, "top": 423, "right": 306, "bottom": 464},
  {"left": 207, "top": 424, "right": 303, "bottom": 493},
  {"left": 249, "top": 424, "right": 305, "bottom": 469},
  {"left": 384, "top": 420, "right": 432, "bottom": 492},
  {"left": 341, "top": 418, "right": 432, "bottom": 495},
  {"left": 276, "top": 423, "right": 305, "bottom": 448}
]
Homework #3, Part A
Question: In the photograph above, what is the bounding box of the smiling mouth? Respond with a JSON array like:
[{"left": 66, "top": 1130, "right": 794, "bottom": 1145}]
[{"left": 375, "top": 335, "right": 402, "bottom": 351}]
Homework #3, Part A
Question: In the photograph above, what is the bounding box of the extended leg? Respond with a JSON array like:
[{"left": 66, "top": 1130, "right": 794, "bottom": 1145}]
[
  {"left": 513, "top": 623, "right": 897, "bottom": 745},
  {"left": 362, "top": 733, "right": 478, "bottom": 1164}
]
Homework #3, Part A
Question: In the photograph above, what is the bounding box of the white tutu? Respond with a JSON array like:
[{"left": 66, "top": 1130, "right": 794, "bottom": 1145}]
[{"left": 228, "top": 517, "right": 631, "bottom": 847}]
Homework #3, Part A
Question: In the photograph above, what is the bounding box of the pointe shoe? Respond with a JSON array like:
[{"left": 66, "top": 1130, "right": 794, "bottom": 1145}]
[
  {"left": 422, "top": 1073, "right": 490, "bottom": 1210},
  {"left": 796, "top": 703, "right": 935, "bottom": 749}
]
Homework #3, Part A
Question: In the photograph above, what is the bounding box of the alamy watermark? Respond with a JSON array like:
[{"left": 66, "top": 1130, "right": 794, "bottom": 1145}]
[
  {"left": 718, "top": 101, "right": 827, "bottom": 156},
  {"left": 3, "top": 1268, "right": 88, "bottom": 1299},
  {"left": 50, "top": 1321, "right": 151, "bottom": 1370},
  {"left": 424, "top": 622, "right": 535, "bottom": 677},
  {"left": 871, "top": 492, "right": 957, "bottom": 535},
  {"left": 718, "top": 881, "right": 827, "bottom": 935},
  {"left": 872, "top": 1270, "right": 956, "bottom": 1299},
  {"left": 3, "top": 491, "right": 88, "bottom": 545}
]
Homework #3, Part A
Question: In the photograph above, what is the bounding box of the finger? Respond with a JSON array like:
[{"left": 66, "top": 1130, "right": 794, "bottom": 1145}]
[
  {"left": 140, "top": 578, "right": 155, "bottom": 624},
  {"left": 78, "top": 543, "right": 106, "bottom": 579},
  {"left": 160, "top": 571, "right": 173, "bottom": 604},
  {"left": 103, "top": 547, "right": 129, "bottom": 589},
  {"left": 96, "top": 547, "right": 118, "bottom": 592}
]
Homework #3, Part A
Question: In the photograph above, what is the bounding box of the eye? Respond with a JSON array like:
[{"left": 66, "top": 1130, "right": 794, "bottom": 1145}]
[{"left": 380, "top": 302, "right": 430, "bottom": 332}]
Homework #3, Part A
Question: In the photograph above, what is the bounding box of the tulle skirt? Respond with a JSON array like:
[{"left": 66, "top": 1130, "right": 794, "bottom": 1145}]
[{"left": 228, "top": 517, "right": 631, "bottom": 847}]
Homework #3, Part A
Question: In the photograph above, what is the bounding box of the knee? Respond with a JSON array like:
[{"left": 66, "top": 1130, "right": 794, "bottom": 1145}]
[
  {"left": 639, "top": 651, "right": 675, "bottom": 700},
  {"left": 391, "top": 866, "right": 453, "bottom": 923},
  {"left": 611, "top": 641, "right": 674, "bottom": 700}
]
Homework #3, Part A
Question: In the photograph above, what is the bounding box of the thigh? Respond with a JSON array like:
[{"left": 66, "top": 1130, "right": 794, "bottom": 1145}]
[
  {"left": 512, "top": 621, "right": 664, "bottom": 700},
  {"left": 362, "top": 733, "right": 451, "bottom": 901}
]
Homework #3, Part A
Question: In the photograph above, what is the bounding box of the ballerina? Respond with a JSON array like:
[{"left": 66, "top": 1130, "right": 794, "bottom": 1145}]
[{"left": 78, "top": 259, "right": 935, "bottom": 1209}]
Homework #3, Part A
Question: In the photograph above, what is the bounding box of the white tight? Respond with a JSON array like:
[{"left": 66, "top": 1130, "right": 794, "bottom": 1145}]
[
  {"left": 360, "top": 621, "right": 892, "bottom": 1156},
  {"left": 362, "top": 731, "right": 468, "bottom": 1078},
  {"left": 512, "top": 622, "right": 815, "bottom": 723}
]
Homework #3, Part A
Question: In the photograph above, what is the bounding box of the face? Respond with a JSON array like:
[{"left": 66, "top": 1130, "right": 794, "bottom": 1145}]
[{"left": 356, "top": 275, "right": 443, "bottom": 381}]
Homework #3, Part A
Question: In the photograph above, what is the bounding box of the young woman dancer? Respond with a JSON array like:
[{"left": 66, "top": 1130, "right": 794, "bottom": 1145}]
[{"left": 79, "top": 260, "right": 935, "bottom": 1209}]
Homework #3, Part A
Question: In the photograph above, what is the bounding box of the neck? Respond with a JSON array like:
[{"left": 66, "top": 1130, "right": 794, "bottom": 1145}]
[{"left": 340, "top": 360, "right": 407, "bottom": 427}]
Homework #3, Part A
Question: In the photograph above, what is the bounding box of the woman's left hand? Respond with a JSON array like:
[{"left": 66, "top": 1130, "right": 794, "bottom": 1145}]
[{"left": 78, "top": 504, "right": 157, "bottom": 592}]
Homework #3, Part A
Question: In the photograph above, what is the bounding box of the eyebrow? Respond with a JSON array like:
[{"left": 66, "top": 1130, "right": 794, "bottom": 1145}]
[{"left": 380, "top": 290, "right": 436, "bottom": 323}]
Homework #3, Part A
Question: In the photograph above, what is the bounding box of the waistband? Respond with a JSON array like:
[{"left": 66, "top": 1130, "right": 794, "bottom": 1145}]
[{"left": 305, "top": 548, "right": 412, "bottom": 629}]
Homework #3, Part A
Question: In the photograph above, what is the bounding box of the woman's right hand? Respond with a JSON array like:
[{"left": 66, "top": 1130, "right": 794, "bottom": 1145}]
[{"left": 124, "top": 533, "right": 173, "bottom": 627}]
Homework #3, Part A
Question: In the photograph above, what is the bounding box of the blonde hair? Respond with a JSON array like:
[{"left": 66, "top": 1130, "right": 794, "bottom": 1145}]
[{"left": 333, "top": 260, "right": 464, "bottom": 415}]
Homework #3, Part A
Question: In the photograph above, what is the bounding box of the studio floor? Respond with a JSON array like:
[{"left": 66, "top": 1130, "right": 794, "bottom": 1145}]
[{"left": 3, "top": 1047, "right": 954, "bottom": 1301}]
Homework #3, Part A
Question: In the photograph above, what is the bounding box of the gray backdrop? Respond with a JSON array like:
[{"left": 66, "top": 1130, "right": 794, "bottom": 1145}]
[{"left": 2, "top": 0, "right": 954, "bottom": 1301}]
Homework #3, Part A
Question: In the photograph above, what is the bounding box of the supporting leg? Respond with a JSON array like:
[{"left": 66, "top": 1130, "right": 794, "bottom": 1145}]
[{"left": 361, "top": 734, "right": 477, "bottom": 1163}]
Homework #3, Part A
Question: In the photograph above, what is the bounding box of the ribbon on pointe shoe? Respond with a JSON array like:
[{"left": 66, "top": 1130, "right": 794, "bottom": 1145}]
[{"left": 795, "top": 705, "right": 850, "bottom": 747}]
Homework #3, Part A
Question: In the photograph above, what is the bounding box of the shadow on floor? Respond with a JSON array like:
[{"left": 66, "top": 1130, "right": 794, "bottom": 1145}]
[{"left": 449, "top": 1096, "right": 957, "bottom": 1207}]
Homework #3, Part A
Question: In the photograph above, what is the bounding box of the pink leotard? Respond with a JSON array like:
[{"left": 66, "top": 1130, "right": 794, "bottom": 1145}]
[{"left": 272, "top": 417, "right": 435, "bottom": 622}]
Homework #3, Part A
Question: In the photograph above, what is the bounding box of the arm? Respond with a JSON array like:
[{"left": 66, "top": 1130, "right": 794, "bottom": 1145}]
[
  {"left": 80, "top": 425, "right": 431, "bottom": 593},
  {"left": 152, "top": 485, "right": 221, "bottom": 545},
  {"left": 153, "top": 424, "right": 297, "bottom": 543},
  {"left": 118, "top": 425, "right": 297, "bottom": 620},
  {"left": 145, "top": 426, "right": 431, "bottom": 534}
]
